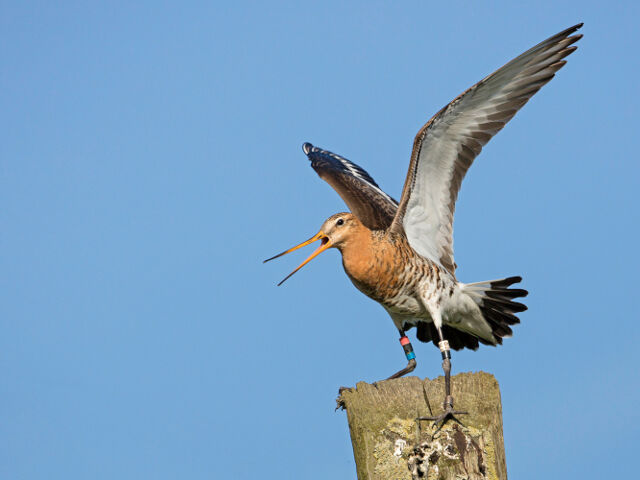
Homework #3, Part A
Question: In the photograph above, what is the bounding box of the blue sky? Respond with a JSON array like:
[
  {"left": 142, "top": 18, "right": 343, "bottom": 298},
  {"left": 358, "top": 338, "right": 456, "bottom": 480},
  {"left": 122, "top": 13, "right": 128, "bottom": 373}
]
[{"left": 2, "top": 1, "right": 638, "bottom": 479}]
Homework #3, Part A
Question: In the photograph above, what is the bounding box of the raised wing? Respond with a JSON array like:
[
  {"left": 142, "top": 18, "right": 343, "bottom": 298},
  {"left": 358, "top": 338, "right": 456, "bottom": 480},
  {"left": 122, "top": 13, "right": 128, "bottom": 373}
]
[
  {"left": 390, "top": 24, "right": 583, "bottom": 273},
  {"left": 303, "top": 142, "right": 398, "bottom": 230}
]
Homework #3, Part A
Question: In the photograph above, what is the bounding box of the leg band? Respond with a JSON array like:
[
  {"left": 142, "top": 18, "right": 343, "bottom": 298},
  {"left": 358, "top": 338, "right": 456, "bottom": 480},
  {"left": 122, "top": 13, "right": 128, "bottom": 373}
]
[
  {"left": 438, "top": 340, "right": 451, "bottom": 360},
  {"left": 399, "top": 336, "right": 416, "bottom": 361}
]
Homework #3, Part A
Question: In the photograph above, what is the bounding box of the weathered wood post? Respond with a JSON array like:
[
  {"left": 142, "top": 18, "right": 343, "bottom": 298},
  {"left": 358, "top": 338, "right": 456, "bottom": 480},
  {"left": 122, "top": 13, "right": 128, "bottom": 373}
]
[{"left": 337, "top": 372, "right": 507, "bottom": 480}]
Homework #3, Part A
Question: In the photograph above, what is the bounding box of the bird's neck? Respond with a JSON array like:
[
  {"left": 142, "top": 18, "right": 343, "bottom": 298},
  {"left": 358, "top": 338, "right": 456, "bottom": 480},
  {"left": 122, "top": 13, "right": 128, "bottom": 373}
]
[
  {"left": 338, "top": 225, "right": 376, "bottom": 268},
  {"left": 338, "top": 227, "right": 399, "bottom": 298}
]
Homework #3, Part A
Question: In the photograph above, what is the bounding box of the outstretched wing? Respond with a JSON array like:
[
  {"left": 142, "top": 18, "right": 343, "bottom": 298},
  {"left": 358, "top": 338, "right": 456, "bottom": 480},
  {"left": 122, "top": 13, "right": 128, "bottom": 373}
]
[
  {"left": 303, "top": 142, "right": 398, "bottom": 230},
  {"left": 390, "top": 24, "right": 583, "bottom": 274}
]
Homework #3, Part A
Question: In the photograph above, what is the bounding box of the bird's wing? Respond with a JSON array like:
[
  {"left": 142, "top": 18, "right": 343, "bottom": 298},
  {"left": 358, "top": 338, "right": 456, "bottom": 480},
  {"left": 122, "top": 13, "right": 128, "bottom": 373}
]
[
  {"left": 390, "top": 24, "right": 583, "bottom": 274},
  {"left": 303, "top": 142, "right": 398, "bottom": 230}
]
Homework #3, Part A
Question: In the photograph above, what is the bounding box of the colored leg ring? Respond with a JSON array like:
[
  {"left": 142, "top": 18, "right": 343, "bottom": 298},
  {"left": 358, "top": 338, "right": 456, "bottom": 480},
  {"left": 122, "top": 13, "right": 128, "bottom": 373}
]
[{"left": 400, "top": 336, "right": 415, "bottom": 361}]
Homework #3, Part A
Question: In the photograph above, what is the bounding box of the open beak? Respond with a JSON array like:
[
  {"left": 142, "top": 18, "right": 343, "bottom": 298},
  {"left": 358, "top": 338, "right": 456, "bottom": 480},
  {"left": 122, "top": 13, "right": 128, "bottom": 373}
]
[{"left": 263, "top": 232, "right": 332, "bottom": 286}]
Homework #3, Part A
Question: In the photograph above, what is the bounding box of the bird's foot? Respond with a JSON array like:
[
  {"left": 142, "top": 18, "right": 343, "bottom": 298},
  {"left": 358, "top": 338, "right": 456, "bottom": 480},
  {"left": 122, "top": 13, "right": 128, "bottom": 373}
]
[{"left": 416, "top": 396, "right": 467, "bottom": 427}]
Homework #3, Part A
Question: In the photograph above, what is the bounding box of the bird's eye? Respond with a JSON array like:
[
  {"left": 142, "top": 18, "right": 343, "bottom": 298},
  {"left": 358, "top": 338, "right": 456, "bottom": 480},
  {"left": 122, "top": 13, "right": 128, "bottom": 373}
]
[{"left": 336, "top": 218, "right": 344, "bottom": 226}]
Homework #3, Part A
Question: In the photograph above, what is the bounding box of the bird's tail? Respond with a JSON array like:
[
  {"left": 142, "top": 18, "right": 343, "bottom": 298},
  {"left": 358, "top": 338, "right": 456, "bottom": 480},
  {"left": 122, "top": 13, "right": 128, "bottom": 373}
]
[{"left": 461, "top": 276, "right": 528, "bottom": 344}]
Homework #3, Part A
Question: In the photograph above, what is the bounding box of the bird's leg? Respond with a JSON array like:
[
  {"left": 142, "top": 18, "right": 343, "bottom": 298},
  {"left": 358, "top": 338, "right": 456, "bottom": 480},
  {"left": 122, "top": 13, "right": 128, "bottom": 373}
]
[
  {"left": 441, "top": 342, "right": 454, "bottom": 411},
  {"left": 417, "top": 328, "right": 467, "bottom": 426},
  {"left": 343, "top": 330, "right": 416, "bottom": 394},
  {"left": 343, "top": 330, "right": 416, "bottom": 395},
  {"left": 386, "top": 329, "right": 417, "bottom": 379}
]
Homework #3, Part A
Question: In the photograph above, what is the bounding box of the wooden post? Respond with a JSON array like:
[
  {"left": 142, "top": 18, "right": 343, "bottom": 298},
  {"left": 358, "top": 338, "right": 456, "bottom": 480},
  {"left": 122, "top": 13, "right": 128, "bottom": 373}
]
[{"left": 337, "top": 372, "right": 507, "bottom": 480}]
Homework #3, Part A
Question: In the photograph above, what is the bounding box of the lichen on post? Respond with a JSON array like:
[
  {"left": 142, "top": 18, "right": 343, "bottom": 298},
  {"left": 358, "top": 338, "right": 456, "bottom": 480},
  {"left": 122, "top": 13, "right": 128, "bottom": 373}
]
[{"left": 337, "top": 372, "right": 507, "bottom": 480}]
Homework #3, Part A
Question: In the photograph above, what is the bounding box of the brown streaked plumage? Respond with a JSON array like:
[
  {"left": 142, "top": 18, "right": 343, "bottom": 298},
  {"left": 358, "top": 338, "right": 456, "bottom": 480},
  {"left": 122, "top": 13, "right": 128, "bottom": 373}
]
[
  {"left": 302, "top": 143, "right": 398, "bottom": 231},
  {"left": 265, "top": 24, "right": 582, "bottom": 423}
]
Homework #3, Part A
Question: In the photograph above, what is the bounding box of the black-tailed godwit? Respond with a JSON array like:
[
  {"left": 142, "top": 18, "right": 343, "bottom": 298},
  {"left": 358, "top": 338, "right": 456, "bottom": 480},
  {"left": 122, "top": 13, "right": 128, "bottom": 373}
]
[{"left": 265, "top": 24, "right": 582, "bottom": 423}]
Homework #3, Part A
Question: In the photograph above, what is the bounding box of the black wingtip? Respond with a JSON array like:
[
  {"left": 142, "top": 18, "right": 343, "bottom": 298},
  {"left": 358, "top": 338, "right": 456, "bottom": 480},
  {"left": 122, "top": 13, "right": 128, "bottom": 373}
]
[
  {"left": 567, "top": 23, "right": 584, "bottom": 35},
  {"left": 302, "top": 142, "right": 314, "bottom": 155}
]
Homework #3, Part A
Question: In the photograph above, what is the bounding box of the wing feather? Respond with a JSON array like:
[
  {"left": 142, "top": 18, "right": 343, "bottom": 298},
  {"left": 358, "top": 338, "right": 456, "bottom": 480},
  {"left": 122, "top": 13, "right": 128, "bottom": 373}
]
[
  {"left": 302, "top": 143, "right": 398, "bottom": 230},
  {"left": 390, "top": 24, "right": 583, "bottom": 273}
]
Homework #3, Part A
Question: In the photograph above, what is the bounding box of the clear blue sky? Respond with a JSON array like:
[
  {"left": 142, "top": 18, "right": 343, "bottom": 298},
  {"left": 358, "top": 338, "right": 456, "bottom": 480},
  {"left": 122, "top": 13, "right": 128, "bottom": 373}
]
[{"left": 2, "top": 1, "right": 638, "bottom": 479}]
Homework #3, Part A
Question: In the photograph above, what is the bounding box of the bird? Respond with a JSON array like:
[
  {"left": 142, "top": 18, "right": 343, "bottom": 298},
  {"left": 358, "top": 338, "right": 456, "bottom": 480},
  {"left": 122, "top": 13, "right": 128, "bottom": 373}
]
[{"left": 265, "top": 24, "right": 582, "bottom": 423}]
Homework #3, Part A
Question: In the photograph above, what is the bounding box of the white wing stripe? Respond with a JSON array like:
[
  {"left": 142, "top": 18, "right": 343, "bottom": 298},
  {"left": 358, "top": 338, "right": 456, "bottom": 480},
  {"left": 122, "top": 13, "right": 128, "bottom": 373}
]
[
  {"left": 317, "top": 147, "right": 398, "bottom": 205},
  {"left": 391, "top": 24, "right": 583, "bottom": 274}
]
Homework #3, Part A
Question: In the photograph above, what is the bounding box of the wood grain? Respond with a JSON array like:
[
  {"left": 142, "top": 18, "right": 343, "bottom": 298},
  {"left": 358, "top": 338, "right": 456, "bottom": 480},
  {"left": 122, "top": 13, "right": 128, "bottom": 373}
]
[{"left": 337, "top": 372, "right": 507, "bottom": 480}]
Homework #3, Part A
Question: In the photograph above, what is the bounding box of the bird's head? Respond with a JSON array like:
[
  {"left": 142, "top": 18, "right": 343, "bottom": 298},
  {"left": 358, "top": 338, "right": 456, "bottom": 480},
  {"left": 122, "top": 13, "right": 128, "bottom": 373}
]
[
  {"left": 264, "top": 212, "right": 361, "bottom": 285},
  {"left": 317, "top": 212, "right": 361, "bottom": 248}
]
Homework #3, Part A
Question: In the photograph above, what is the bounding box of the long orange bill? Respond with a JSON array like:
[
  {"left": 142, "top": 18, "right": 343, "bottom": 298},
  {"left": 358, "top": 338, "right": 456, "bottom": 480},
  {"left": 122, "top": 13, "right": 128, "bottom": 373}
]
[
  {"left": 263, "top": 232, "right": 324, "bottom": 263},
  {"left": 263, "top": 232, "right": 332, "bottom": 286}
]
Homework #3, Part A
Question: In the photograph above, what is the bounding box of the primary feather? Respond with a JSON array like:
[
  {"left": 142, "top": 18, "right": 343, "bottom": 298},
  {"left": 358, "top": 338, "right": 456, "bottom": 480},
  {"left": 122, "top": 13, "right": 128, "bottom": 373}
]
[{"left": 390, "top": 24, "right": 583, "bottom": 275}]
